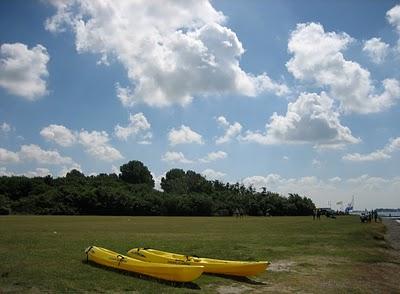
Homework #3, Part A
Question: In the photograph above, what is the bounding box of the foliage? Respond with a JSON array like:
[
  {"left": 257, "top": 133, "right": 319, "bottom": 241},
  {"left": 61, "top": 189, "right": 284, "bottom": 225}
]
[
  {"left": 0, "top": 160, "right": 315, "bottom": 216},
  {"left": 119, "top": 160, "right": 154, "bottom": 187}
]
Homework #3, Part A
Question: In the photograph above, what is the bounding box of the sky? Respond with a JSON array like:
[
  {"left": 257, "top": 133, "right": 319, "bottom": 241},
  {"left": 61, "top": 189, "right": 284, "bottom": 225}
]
[{"left": 1, "top": 0, "right": 400, "bottom": 210}]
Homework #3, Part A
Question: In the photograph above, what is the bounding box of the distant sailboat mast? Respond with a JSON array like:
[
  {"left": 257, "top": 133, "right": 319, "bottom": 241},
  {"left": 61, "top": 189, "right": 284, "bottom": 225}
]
[{"left": 345, "top": 195, "right": 354, "bottom": 213}]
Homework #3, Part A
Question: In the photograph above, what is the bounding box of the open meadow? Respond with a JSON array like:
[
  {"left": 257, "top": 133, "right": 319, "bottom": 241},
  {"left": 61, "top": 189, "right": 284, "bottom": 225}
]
[{"left": 0, "top": 215, "right": 399, "bottom": 293}]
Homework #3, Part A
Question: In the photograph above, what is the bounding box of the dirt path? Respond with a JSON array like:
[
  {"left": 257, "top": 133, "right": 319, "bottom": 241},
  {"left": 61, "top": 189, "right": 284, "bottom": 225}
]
[{"left": 383, "top": 218, "right": 400, "bottom": 250}]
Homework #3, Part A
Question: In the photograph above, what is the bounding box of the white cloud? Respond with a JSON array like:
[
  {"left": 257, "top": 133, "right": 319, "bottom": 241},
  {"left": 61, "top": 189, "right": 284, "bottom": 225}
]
[
  {"left": 1, "top": 122, "right": 11, "bottom": 134},
  {"left": 46, "top": 0, "right": 288, "bottom": 108},
  {"left": 0, "top": 167, "right": 12, "bottom": 177},
  {"left": 78, "top": 130, "right": 123, "bottom": 161},
  {"left": 387, "top": 5, "right": 400, "bottom": 55},
  {"left": 111, "top": 165, "right": 120, "bottom": 175},
  {"left": 201, "top": 168, "right": 226, "bottom": 180},
  {"left": 241, "top": 92, "right": 360, "bottom": 147},
  {"left": 161, "top": 151, "right": 193, "bottom": 164},
  {"left": 283, "top": 156, "right": 289, "bottom": 160},
  {"left": 114, "top": 112, "right": 152, "bottom": 142},
  {"left": 0, "top": 148, "right": 19, "bottom": 164},
  {"left": 343, "top": 137, "right": 400, "bottom": 162},
  {"left": 0, "top": 144, "right": 80, "bottom": 175},
  {"left": 0, "top": 43, "right": 49, "bottom": 100},
  {"left": 137, "top": 132, "right": 153, "bottom": 145},
  {"left": 24, "top": 168, "right": 51, "bottom": 178},
  {"left": 58, "top": 163, "right": 82, "bottom": 177},
  {"left": 363, "top": 37, "right": 389, "bottom": 64},
  {"left": 151, "top": 172, "right": 165, "bottom": 191},
  {"left": 41, "top": 124, "right": 123, "bottom": 161},
  {"left": 19, "top": 144, "right": 75, "bottom": 165},
  {"left": 215, "top": 116, "right": 242, "bottom": 144},
  {"left": 242, "top": 173, "right": 400, "bottom": 209},
  {"left": 342, "top": 150, "right": 390, "bottom": 162},
  {"left": 0, "top": 167, "right": 51, "bottom": 178},
  {"left": 312, "top": 159, "right": 322, "bottom": 168},
  {"left": 40, "top": 124, "right": 77, "bottom": 147},
  {"left": 168, "top": 125, "right": 203, "bottom": 146},
  {"left": 329, "top": 177, "right": 342, "bottom": 183},
  {"left": 200, "top": 151, "right": 227, "bottom": 163},
  {"left": 286, "top": 22, "right": 400, "bottom": 114},
  {"left": 387, "top": 5, "right": 400, "bottom": 33}
]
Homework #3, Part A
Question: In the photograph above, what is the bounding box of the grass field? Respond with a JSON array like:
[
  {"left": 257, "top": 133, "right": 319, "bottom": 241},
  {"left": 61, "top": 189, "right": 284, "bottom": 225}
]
[{"left": 0, "top": 216, "right": 399, "bottom": 293}]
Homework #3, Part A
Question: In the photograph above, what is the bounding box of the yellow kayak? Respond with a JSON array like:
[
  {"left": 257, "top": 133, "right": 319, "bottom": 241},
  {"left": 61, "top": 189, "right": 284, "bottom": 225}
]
[
  {"left": 85, "top": 246, "right": 204, "bottom": 282},
  {"left": 127, "top": 248, "right": 269, "bottom": 277}
]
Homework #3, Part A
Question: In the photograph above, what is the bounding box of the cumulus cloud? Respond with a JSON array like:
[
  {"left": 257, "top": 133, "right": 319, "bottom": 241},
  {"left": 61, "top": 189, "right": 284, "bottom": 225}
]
[
  {"left": 41, "top": 124, "right": 77, "bottom": 147},
  {"left": 0, "top": 167, "right": 51, "bottom": 178},
  {"left": 19, "top": 144, "right": 75, "bottom": 165},
  {"left": 329, "top": 177, "right": 342, "bottom": 183},
  {"left": 201, "top": 168, "right": 226, "bottom": 180},
  {"left": 24, "top": 168, "right": 51, "bottom": 178},
  {"left": 241, "top": 92, "right": 360, "bottom": 148},
  {"left": 0, "top": 43, "right": 49, "bottom": 99},
  {"left": 342, "top": 150, "right": 390, "bottom": 162},
  {"left": 343, "top": 137, "right": 400, "bottom": 162},
  {"left": 0, "top": 167, "right": 12, "bottom": 177},
  {"left": 363, "top": 38, "right": 389, "bottom": 64},
  {"left": 387, "top": 5, "right": 400, "bottom": 54},
  {"left": 114, "top": 112, "right": 152, "bottom": 143},
  {"left": 78, "top": 130, "right": 123, "bottom": 161},
  {"left": 41, "top": 124, "right": 123, "bottom": 161},
  {"left": 200, "top": 151, "right": 227, "bottom": 163},
  {"left": 387, "top": 5, "right": 400, "bottom": 33},
  {"left": 0, "top": 148, "right": 19, "bottom": 164},
  {"left": 161, "top": 151, "right": 193, "bottom": 164},
  {"left": 111, "top": 165, "right": 120, "bottom": 175},
  {"left": 45, "top": 0, "right": 288, "bottom": 107},
  {"left": 168, "top": 125, "right": 204, "bottom": 146},
  {"left": 58, "top": 163, "right": 82, "bottom": 177},
  {"left": 0, "top": 144, "right": 79, "bottom": 175},
  {"left": 151, "top": 172, "right": 165, "bottom": 191},
  {"left": 215, "top": 116, "right": 242, "bottom": 144},
  {"left": 286, "top": 22, "right": 400, "bottom": 114}
]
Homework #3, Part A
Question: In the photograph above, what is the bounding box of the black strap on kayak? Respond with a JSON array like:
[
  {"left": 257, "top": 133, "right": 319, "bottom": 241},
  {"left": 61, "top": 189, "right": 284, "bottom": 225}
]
[
  {"left": 117, "top": 254, "right": 124, "bottom": 266},
  {"left": 85, "top": 246, "right": 93, "bottom": 263}
]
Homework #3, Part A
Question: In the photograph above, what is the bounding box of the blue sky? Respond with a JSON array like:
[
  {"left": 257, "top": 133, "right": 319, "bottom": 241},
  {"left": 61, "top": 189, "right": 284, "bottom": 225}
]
[{"left": 1, "top": 0, "right": 400, "bottom": 209}]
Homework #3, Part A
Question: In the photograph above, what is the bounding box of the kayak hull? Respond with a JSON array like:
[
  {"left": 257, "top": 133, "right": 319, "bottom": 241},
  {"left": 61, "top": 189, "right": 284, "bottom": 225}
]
[
  {"left": 127, "top": 248, "right": 269, "bottom": 276},
  {"left": 85, "top": 246, "right": 203, "bottom": 282}
]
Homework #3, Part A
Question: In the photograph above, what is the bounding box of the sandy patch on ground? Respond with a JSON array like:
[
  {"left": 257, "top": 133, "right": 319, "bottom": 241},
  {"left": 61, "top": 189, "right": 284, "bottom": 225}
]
[
  {"left": 216, "top": 284, "right": 253, "bottom": 294},
  {"left": 267, "top": 261, "right": 296, "bottom": 272}
]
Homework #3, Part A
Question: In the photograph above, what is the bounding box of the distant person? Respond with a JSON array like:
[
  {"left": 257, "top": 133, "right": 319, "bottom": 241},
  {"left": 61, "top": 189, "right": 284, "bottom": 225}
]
[
  {"left": 374, "top": 210, "right": 378, "bottom": 222},
  {"left": 317, "top": 209, "right": 321, "bottom": 220},
  {"left": 313, "top": 209, "right": 316, "bottom": 220}
]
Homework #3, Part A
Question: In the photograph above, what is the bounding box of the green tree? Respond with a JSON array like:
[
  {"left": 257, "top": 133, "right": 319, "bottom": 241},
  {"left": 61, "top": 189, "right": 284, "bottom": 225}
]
[
  {"left": 119, "top": 160, "right": 154, "bottom": 187},
  {"left": 161, "top": 169, "right": 187, "bottom": 193}
]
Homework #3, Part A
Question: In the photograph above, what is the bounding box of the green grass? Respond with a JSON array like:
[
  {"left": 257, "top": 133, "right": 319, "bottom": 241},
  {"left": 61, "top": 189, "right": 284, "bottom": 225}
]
[{"left": 0, "top": 216, "right": 398, "bottom": 293}]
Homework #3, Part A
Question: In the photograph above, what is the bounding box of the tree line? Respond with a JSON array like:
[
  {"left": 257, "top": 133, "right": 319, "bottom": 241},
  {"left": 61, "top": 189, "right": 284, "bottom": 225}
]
[{"left": 0, "top": 160, "right": 315, "bottom": 216}]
